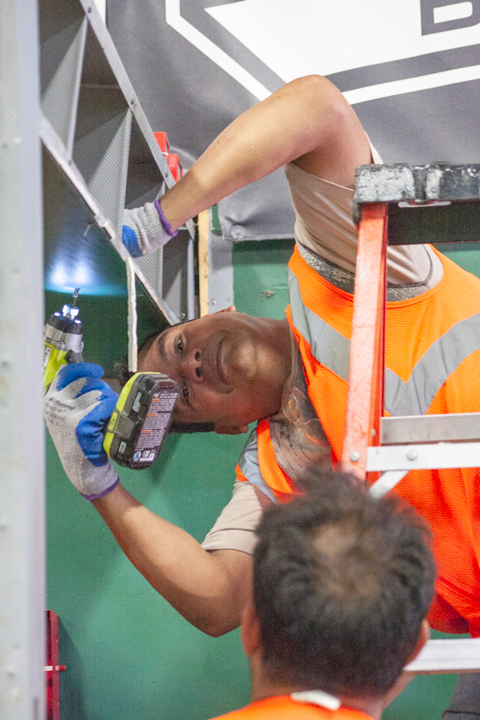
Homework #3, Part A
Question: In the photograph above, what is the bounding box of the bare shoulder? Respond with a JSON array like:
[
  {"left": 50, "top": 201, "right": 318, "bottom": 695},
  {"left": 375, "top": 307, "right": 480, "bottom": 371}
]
[{"left": 290, "top": 75, "right": 372, "bottom": 188}]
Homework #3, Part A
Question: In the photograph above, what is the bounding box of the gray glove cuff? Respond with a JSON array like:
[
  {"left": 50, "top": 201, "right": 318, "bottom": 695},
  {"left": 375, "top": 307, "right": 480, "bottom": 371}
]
[
  {"left": 80, "top": 467, "right": 120, "bottom": 501},
  {"left": 123, "top": 200, "right": 177, "bottom": 256}
]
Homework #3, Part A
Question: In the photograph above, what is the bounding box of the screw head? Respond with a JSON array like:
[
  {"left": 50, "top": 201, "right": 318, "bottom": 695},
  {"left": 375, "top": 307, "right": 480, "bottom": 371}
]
[
  {"left": 350, "top": 451, "right": 360, "bottom": 462},
  {"left": 231, "top": 224, "right": 246, "bottom": 240},
  {"left": 406, "top": 450, "right": 418, "bottom": 461}
]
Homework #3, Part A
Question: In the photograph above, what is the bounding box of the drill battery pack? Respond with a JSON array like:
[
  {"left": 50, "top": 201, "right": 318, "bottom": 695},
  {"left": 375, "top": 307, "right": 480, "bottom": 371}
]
[{"left": 104, "top": 373, "right": 178, "bottom": 469}]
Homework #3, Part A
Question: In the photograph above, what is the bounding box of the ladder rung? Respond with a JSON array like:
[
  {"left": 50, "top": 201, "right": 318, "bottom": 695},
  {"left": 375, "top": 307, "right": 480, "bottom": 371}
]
[
  {"left": 405, "top": 638, "right": 480, "bottom": 674},
  {"left": 367, "top": 441, "right": 480, "bottom": 472},
  {"left": 381, "top": 413, "right": 480, "bottom": 444}
]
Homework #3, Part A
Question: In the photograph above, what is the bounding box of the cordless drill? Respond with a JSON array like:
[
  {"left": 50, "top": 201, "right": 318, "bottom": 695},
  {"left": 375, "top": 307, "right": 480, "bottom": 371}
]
[
  {"left": 43, "top": 291, "right": 178, "bottom": 469},
  {"left": 43, "top": 288, "right": 84, "bottom": 393}
]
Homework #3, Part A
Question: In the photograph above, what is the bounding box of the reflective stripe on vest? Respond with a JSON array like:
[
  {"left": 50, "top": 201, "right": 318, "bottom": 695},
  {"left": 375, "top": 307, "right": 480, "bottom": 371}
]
[
  {"left": 238, "top": 429, "right": 278, "bottom": 503},
  {"left": 288, "top": 268, "right": 480, "bottom": 417},
  {"left": 239, "top": 265, "right": 480, "bottom": 499}
]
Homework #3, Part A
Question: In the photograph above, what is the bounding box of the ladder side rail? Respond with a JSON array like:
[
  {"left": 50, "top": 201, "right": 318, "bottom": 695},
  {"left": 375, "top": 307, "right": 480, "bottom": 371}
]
[{"left": 342, "top": 203, "right": 387, "bottom": 478}]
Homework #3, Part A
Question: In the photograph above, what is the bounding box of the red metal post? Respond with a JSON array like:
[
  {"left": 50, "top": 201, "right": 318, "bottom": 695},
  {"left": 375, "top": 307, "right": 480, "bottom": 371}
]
[
  {"left": 167, "top": 153, "right": 183, "bottom": 181},
  {"left": 45, "top": 610, "right": 66, "bottom": 720},
  {"left": 153, "top": 131, "right": 170, "bottom": 155},
  {"left": 342, "top": 203, "right": 387, "bottom": 479},
  {"left": 153, "top": 132, "right": 183, "bottom": 180}
]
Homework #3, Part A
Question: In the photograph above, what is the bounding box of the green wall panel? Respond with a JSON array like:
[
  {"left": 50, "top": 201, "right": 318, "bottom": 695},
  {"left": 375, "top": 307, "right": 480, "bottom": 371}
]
[
  {"left": 47, "top": 429, "right": 252, "bottom": 719},
  {"left": 442, "top": 244, "right": 480, "bottom": 277},
  {"left": 233, "top": 239, "right": 294, "bottom": 319}
]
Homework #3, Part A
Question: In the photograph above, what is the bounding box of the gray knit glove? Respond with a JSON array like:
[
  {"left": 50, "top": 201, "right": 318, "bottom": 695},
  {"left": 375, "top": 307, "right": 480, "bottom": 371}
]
[
  {"left": 122, "top": 199, "right": 177, "bottom": 257},
  {"left": 44, "top": 363, "right": 120, "bottom": 500}
]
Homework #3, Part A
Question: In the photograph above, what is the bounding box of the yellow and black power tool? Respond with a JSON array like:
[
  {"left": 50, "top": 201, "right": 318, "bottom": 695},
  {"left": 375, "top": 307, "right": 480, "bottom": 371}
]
[
  {"left": 103, "top": 372, "right": 178, "bottom": 469},
  {"left": 44, "top": 291, "right": 179, "bottom": 470},
  {"left": 43, "top": 288, "right": 84, "bottom": 392}
]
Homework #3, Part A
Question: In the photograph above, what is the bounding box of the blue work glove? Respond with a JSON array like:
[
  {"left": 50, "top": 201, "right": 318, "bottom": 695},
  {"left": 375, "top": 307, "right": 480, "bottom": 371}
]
[
  {"left": 122, "top": 199, "right": 177, "bottom": 257},
  {"left": 44, "top": 363, "right": 120, "bottom": 501}
]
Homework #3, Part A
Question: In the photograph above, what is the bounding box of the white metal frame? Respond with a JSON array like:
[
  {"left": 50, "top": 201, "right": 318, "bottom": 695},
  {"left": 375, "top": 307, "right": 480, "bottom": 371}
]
[{"left": 0, "top": 0, "right": 45, "bottom": 717}]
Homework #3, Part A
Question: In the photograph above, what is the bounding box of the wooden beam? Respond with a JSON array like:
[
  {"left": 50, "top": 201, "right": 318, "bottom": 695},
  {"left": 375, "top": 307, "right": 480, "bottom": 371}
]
[{"left": 198, "top": 209, "right": 209, "bottom": 317}]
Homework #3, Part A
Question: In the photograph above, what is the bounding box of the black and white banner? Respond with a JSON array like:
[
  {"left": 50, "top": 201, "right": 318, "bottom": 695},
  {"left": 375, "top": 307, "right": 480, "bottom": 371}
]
[{"left": 108, "top": 0, "right": 480, "bottom": 240}]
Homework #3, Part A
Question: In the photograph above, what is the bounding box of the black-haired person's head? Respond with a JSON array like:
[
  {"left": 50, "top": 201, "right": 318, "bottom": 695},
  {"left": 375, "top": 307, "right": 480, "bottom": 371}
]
[
  {"left": 253, "top": 471, "right": 435, "bottom": 699},
  {"left": 135, "top": 309, "right": 292, "bottom": 431},
  {"left": 115, "top": 328, "right": 215, "bottom": 435}
]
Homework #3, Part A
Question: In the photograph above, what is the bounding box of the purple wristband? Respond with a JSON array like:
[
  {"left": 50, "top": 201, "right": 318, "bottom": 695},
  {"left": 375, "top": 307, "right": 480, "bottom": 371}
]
[
  {"left": 154, "top": 199, "right": 177, "bottom": 238},
  {"left": 81, "top": 477, "right": 120, "bottom": 502}
]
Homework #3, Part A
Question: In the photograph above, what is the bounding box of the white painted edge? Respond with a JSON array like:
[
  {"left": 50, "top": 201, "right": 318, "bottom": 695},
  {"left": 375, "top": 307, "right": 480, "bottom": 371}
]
[{"left": 405, "top": 638, "right": 480, "bottom": 674}]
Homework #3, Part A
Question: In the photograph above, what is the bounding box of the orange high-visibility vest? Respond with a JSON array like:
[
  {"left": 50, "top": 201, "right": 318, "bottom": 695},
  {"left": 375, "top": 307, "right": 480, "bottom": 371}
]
[
  {"left": 210, "top": 695, "right": 374, "bottom": 720},
  {"left": 237, "top": 245, "right": 480, "bottom": 636}
]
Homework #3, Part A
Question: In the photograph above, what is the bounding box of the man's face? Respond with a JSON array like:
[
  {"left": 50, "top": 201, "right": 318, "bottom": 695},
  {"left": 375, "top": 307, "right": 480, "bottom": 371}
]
[{"left": 138, "top": 309, "right": 291, "bottom": 430}]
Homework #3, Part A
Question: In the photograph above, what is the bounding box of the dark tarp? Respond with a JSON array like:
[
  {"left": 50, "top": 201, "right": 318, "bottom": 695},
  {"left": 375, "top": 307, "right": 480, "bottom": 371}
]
[{"left": 107, "top": 0, "right": 480, "bottom": 240}]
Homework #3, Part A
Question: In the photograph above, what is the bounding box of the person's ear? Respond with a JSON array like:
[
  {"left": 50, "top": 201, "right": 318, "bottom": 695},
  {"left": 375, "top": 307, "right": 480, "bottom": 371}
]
[
  {"left": 214, "top": 423, "right": 249, "bottom": 435},
  {"left": 240, "top": 598, "right": 261, "bottom": 659},
  {"left": 407, "top": 619, "right": 430, "bottom": 664}
]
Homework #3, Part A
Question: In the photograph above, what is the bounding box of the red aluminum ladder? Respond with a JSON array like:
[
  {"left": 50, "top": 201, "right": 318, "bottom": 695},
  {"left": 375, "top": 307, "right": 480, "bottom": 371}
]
[{"left": 341, "top": 162, "right": 480, "bottom": 674}]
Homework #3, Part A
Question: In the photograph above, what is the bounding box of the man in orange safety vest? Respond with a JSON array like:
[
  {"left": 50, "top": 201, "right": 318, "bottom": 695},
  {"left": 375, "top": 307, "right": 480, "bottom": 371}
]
[
  {"left": 45, "top": 74, "right": 480, "bottom": 717},
  {"left": 206, "top": 472, "right": 434, "bottom": 720}
]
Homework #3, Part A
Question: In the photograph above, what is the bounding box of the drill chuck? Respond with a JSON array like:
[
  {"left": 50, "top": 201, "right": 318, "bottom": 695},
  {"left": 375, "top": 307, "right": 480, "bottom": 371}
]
[{"left": 44, "top": 310, "right": 84, "bottom": 354}]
